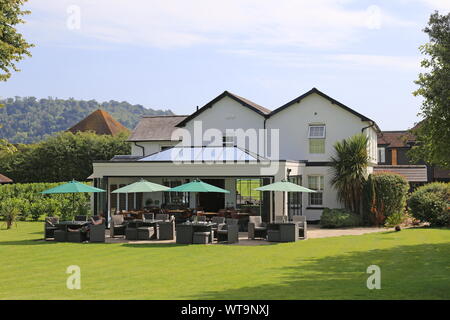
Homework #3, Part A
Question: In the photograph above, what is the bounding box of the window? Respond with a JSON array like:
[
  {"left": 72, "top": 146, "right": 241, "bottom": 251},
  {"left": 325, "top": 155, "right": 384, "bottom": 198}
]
[
  {"left": 308, "top": 125, "right": 326, "bottom": 138},
  {"left": 378, "top": 147, "right": 385, "bottom": 163},
  {"left": 236, "top": 179, "right": 262, "bottom": 215},
  {"left": 163, "top": 179, "right": 189, "bottom": 205},
  {"left": 288, "top": 176, "right": 302, "bottom": 217},
  {"left": 308, "top": 125, "right": 325, "bottom": 154},
  {"left": 222, "top": 136, "right": 235, "bottom": 147},
  {"left": 309, "top": 139, "right": 325, "bottom": 154},
  {"left": 308, "top": 175, "right": 324, "bottom": 206}
]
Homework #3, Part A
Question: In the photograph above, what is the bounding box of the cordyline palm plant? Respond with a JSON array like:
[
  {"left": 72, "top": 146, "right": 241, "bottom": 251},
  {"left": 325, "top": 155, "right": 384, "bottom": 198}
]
[{"left": 330, "top": 133, "right": 369, "bottom": 214}]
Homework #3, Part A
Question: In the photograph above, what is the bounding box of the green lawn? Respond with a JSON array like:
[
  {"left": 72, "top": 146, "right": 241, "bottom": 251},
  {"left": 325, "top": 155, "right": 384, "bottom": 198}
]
[{"left": 1, "top": 222, "right": 449, "bottom": 300}]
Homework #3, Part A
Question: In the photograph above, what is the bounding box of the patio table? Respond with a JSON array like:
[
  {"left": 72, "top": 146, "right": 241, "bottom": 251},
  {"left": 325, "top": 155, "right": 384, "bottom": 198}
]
[
  {"left": 176, "top": 222, "right": 216, "bottom": 244},
  {"left": 127, "top": 219, "right": 163, "bottom": 239},
  {"left": 55, "top": 221, "right": 89, "bottom": 231},
  {"left": 267, "top": 222, "right": 299, "bottom": 242}
]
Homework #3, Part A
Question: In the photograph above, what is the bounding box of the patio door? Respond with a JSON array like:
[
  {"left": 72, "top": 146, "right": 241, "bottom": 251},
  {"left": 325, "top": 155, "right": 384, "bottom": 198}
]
[{"left": 198, "top": 179, "right": 225, "bottom": 212}]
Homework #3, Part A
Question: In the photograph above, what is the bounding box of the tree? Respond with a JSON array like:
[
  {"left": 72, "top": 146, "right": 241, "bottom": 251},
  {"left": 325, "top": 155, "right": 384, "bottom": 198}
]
[
  {"left": 363, "top": 172, "right": 409, "bottom": 227},
  {"left": 411, "top": 11, "right": 450, "bottom": 168},
  {"left": 0, "top": 131, "right": 131, "bottom": 182},
  {"left": 330, "top": 133, "right": 369, "bottom": 214},
  {"left": 0, "top": 0, "right": 34, "bottom": 81}
]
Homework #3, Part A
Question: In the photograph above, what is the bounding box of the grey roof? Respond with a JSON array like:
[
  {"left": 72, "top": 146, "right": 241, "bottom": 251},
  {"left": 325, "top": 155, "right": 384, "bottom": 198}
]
[
  {"left": 127, "top": 115, "right": 188, "bottom": 141},
  {"left": 138, "top": 146, "right": 266, "bottom": 162}
]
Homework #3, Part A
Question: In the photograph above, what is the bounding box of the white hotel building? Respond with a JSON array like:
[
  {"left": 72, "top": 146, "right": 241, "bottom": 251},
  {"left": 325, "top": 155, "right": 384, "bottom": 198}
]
[{"left": 90, "top": 88, "right": 379, "bottom": 224}]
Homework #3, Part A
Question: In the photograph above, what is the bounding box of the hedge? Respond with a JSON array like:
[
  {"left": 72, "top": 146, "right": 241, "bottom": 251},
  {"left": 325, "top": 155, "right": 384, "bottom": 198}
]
[
  {"left": 320, "top": 208, "right": 362, "bottom": 228},
  {"left": 407, "top": 182, "right": 450, "bottom": 227},
  {"left": 0, "top": 182, "right": 91, "bottom": 221}
]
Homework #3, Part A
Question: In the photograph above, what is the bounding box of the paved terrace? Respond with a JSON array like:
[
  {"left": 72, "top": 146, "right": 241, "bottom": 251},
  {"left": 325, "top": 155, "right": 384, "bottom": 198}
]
[{"left": 105, "top": 225, "right": 388, "bottom": 246}]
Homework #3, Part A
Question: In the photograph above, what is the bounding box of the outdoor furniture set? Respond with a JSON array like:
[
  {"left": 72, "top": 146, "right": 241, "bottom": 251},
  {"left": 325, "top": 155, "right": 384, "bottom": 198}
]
[
  {"left": 45, "top": 216, "right": 106, "bottom": 243},
  {"left": 248, "top": 215, "right": 307, "bottom": 242},
  {"left": 176, "top": 218, "right": 239, "bottom": 244},
  {"left": 110, "top": 213, "right": 175, "bottom": 241}
]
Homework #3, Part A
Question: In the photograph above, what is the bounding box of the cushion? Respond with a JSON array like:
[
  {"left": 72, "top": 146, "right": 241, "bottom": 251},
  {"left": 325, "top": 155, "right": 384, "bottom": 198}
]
[{"left": 112, "top": 215, "right": 124, "bottom": 224}]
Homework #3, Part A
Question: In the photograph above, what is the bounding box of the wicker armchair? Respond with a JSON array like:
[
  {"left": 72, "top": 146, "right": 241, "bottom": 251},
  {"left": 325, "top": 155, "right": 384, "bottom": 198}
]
[
  {"left": 217, "top": 219, "right": 239, "bottom": 244},
  {"left": 190, "top": 215, "right": 206, "bottom": 222},
  {"left": 74, "top": 215, "right": 88, "bottom": 222},
  {"left": 292, "top": 215, "right": 308, "bottom": 239},
  {"left": 143, "top": 213, "right": 154, "bottom": 221},
  {"left": 176, "top": 224, "right": 193, "bottom": 244},
  {"left": 155, "top": 213, "right": 169, "bottom": 221},
  {"left": 274, "top": 215, "right": 284, "bottom": 223},
  {"left": 44, "top": 217, "right": 59, "bottom": 239},
  {"left": 158, "top": 220, "right": 175, "bottom": 240},
  {"left": 89, "top": 223, "right": 105, "bottom": 242},
  {"left": 248, "top": 216, "right": 267, "bottom": 240},
  {"left": 211, "top": 216, "right": 225, "bottom": 238},
  {"left": 110, "top": 214, "right": 126, "bottom": 238}
]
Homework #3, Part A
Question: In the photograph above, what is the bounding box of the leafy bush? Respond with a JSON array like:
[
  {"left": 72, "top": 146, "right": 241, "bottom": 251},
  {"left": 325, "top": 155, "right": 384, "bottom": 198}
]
[
  {"left": 0, "top": 198, "right": 24, "bottom": 229},
  {"left": 407, "top": 182, "right": 450, "bottom": 227},
  {"left": 320, "top": 208, "right": 362, "bottom": 228},
  {"left": 363, "top": 172, "right": 409, "bottom": 226},
  {"left": 384, "top": 212, "right": 406, "bottom": 229}
]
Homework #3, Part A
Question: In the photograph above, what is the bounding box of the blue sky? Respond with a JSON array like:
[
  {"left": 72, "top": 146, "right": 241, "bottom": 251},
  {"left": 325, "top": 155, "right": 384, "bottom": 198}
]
[{"left": 2, "top": 0, "right": 449, "bottom": 130}]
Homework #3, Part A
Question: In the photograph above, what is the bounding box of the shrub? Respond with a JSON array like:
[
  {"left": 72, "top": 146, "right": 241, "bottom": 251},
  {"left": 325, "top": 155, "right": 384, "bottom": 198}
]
[
  {"left": 384, "top": 212, "right": 406, "bottom": 230},
  {"left": 0, "top": 198, "right": 24, "bottom": 229},
  {"left": 363, "top": 172, "right": 409, "bottom": 226},
  {"left": 407, "top": 182, "right": 450, "bottom": 227},
  {"left": 320, "top": 208, "right": 362, "bottom": 228}
]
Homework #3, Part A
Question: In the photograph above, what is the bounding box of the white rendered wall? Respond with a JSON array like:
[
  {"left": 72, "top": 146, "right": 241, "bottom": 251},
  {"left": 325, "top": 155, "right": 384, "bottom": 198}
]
[
  {"left": 267, "top": 93, "right": 378, "bottom": 162},
  {"left": 181, "top": 96, "right": 266, "bottom": 154}
]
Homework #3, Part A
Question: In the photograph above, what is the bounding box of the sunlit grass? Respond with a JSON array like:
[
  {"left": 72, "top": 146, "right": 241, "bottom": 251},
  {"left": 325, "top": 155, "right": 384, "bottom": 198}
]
[{"left": 1, "top": 222, "right": 449, "bottom": 300}]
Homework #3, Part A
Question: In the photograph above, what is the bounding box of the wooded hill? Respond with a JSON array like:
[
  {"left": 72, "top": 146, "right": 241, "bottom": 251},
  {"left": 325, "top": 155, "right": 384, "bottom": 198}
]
[{"left": 0, "top": 96, "right": 173, "bottom": 143}]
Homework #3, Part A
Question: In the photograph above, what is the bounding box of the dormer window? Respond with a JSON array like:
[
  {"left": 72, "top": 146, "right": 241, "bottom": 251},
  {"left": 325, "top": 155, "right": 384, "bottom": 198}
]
[{"left": 308, "top": 125, "right": 326, "bottom": 154}]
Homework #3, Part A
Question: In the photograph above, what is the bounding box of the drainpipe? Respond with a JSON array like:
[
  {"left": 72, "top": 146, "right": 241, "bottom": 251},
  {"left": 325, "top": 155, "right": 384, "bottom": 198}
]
[
  {"left": 134, "top": 142, "right": 145, "bottom": 157},
  {"left": 361, "top": 121, "right": 376, "bottom": 133},
  {"left": 361, "top": 120, "right": 377, "bottom": 167},
  {"left": 263, "top": 117, "right": 267, "bottom": 158}
]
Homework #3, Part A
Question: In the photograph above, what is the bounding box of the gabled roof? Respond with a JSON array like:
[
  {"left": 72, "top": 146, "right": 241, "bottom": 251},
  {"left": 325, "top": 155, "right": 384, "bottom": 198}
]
[
  {"left": 270, "top": 87, "right": 379, "bottom": 131},
  {"left": 68, "top": 109, "right": 129, "bottom": 136},
  {"left": 127, "top": 115, "right": 188, "bottom": 141},
  {"left": 176, "top": 91, "right": 270, "bottom": 127},
  {"left": 378, "top": 131, "right": 416, "bottom": 148},
  {"left": 0, "top": 173, "right": 13, "bottom": 184}
]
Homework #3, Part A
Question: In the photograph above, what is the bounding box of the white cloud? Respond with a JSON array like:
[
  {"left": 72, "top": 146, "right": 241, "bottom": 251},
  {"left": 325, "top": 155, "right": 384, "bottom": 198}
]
[
  {"left": 25, "top": 0, "right": 412, "bottom": 49},
  {"left": 418, "top": 0, "right": 450, "bottom": 11},
  {"left": 222, "top": 49, "right": 421, "bottom": 71},
  {"left": 331, "top": 54, "right": 421, "bottom": 70}
]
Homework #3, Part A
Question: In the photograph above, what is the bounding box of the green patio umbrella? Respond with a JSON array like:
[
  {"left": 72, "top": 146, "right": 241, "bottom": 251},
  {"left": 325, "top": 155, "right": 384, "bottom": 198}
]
[
  {"left": 255, "top": 180, "right": 316, "bottom": 217},
  {"left": 166, "top": 179, "right": 230, "bottom": 194},
  {"left": 112, "top": 179, "right": 169, "bottom": 210},
  {"left": 41, "top": 180, "right": 106, "bottom": 217},
  {"left": 112, "top": 179, "right": 169, "bottom": 193},
  {"left": 166, "top": 179, "right": 230, "bottom": 210}
]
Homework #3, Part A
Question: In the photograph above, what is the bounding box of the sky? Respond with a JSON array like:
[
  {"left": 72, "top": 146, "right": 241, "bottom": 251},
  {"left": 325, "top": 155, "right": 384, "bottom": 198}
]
[{"left": 2, "top": 0, "right": 450, "bottom": 130}]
